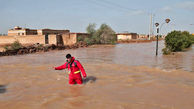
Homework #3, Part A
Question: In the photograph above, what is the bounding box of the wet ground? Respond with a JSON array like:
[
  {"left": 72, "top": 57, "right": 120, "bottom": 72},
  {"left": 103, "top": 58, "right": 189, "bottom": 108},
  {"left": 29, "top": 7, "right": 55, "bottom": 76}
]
[{"left": 0, "top": 41, "right": 194, "bottom": 109}]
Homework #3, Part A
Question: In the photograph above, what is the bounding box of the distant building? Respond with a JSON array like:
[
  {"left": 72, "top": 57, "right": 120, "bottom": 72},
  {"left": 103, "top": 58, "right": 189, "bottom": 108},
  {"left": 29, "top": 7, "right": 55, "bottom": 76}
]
[
  {"left": 8, "top": 26, "right": 70, "bottom": 36},
  {"left": 138, "top": 34, "right": 149, "bottom": 39},
  {"left": 8, "top": 26, "right": 37, "bottom": 36},
  {"left": 116, "top": 33, "right": 138, "bottom": 40}
]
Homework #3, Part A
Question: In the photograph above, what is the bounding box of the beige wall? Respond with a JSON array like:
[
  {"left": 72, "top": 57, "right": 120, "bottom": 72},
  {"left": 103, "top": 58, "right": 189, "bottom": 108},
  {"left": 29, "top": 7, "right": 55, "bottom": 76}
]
[
  {"left": 15, "top": 35, "right": 45, "bottom": 44},
  {"left": 62, "top": 33, "right": 77, "bottom": 45},
  {"left": 37, "top": 30, "right": 43, "bottom": 35},
  {"left": 0, "top": 47, "right": 4, "bottom": 52},
  {"left": 8, "top": 29, "right": 37, "bottom": 36},
  {"left": 0, "top": 35, "right": 45, "bottom": 45},
  {"left": 48, "top": 35, "right": 57, "bottom": 45},
  {"left": 8, "top": 29, "right": 69, "bottom": 36},
  {"left": 8, "top": 33, "right": 19, "bottom": 36},
  {"left": 117, "top": 34, "right": 138, "bottom": 40},
  {"left": 138, "top": 34, "right": 149, "bottom": 39},
  {"left": 0, "top": 33, "right": 83, "bottom": 46},
  {"left": 0, "top": 36, "right": 17, "bottom": 45},
  {"left": 117, "top": 34, "right": 132, "bottom": 40},
  {"left": 8, "top": 30, "right": 26, "bottom": 36}
]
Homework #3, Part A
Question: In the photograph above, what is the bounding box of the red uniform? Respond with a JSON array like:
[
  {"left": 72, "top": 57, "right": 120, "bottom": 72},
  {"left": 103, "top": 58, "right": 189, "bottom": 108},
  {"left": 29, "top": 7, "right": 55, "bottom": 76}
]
[{"left": 55, "top": 57, "right": 87, "bottom": 84}]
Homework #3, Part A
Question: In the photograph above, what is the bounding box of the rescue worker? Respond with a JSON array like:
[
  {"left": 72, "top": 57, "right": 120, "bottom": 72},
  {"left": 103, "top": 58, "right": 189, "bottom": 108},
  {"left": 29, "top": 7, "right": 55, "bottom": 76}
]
[{"left": 54, "top": 54, "right": 87, "bottom": 85}]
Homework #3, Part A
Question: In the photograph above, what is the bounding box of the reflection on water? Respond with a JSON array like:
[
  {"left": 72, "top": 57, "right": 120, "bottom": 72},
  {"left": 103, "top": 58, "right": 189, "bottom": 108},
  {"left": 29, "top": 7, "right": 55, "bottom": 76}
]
[
  {"left": 0, "top": 85, "right": 6, "bottom": 94},
  {"left": 0, "top": 41, "right": 194, "bottom": 109}
]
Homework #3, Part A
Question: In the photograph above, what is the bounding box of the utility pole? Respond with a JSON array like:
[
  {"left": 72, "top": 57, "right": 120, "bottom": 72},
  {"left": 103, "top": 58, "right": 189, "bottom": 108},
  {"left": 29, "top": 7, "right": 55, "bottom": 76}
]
[
  {"left": 152, "top": 14, "right": 155, "bottom": 36},
  {"left": 149, "top": 13, "right": 152, "bottom": 40}
]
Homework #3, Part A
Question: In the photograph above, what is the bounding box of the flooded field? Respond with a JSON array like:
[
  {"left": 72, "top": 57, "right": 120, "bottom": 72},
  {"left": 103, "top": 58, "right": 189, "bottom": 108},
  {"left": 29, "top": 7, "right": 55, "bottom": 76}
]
[{"left": 0, "top": 41, "right": 194, "bottom": 109}]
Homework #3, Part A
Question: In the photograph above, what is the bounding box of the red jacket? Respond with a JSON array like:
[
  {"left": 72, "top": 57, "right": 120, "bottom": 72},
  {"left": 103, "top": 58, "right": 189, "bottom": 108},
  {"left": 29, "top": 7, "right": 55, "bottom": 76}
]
[{"left": 55, "top": 57, "right": 87, "bottom": 78}]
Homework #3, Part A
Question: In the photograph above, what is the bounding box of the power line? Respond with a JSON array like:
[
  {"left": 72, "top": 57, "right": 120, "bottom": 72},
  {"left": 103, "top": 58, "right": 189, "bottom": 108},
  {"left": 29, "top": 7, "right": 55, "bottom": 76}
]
[
  {"left": 84, "top": 0, "right": 153, "bottom": 35},
  {"left": 86, "top": 0, "right": 117, "bottom": 10},
  {"left": 85, "top": 0, "right": 147, "bottom": 14},
  {"left": 96, "top": 0, "right": 149, "bottom": 15},
  {"left": 95, "top": 0, "right": 137, "bottom": 11},
  {"left": 86, "top": 0, "right": 128, "bottom": 13}
]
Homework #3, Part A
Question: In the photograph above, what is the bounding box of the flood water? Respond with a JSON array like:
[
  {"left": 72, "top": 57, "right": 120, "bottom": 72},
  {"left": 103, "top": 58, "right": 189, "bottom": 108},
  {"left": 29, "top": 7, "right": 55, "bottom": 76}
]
[{"left": 0, "top": 41, "right": 194, "bottom": 109}]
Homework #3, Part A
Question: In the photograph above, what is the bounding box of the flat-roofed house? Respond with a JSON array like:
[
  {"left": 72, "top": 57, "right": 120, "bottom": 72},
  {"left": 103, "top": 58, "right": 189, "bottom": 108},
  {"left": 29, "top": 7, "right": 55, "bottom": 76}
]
[
  {"left": 116, "top": 33, "right": 138, "bottom": 41},
  {"left": 8, "top": 26, "right": 37, "bottom": 36}
]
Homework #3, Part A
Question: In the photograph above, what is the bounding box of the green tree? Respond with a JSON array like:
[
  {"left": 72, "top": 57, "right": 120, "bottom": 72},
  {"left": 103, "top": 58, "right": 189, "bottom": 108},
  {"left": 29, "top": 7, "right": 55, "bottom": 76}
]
[
  {"left": 85, "top": 23, "right": 117, "bottom": 45},
  {"left": 95, "top": 23, "right": 116, "bottom": 44},
  {"left": 86, "top": 23, "right": 96, "bottom": 36},
  {"left": 85, "top": 23, "right": 97, "bottom": 44}
]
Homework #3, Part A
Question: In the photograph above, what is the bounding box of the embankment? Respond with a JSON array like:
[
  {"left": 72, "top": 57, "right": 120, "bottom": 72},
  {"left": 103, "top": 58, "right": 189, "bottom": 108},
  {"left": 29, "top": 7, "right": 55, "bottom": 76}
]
[{"left": 0, "top": 42, "right": 88, "bottom": 57}]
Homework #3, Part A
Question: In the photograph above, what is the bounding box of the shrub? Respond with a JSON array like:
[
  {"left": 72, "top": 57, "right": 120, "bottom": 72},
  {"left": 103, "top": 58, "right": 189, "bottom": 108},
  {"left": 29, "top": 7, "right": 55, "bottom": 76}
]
[
  {"left": 162, "top": 48, "right": 171, "bottom": 55},
  {"left": 4, "top": 40, "right": 23, "bottom": 51},
  {"left": 189, "top": 34, "right": 194, "bottom": 44},
  {"left": 10, "top": 40, "right": 23, "bottom": 50},
  {"left": 4, "top": 45, "right": 9, "bottom": 51},
  {"left": 84, "top": 37, "right": 93, "bottom": 45},
  {"left": 77, "top": 36, "right": 84, "bottom": 42},
  {"left": 164, "top": 30, "right": 192, "bottom": 52},
  {"left": 37, "top": 44, "right": 44, "bottom": 50}
]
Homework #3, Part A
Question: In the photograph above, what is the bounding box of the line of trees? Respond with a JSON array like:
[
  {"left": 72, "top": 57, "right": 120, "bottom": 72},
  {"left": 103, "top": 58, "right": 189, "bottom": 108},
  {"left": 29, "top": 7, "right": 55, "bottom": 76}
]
[
  {"left": 78, "top": 23, "right": 117, "bottom": 45},
  {"left": 162, "top": 30, "right": 194, "bottom": 55}
]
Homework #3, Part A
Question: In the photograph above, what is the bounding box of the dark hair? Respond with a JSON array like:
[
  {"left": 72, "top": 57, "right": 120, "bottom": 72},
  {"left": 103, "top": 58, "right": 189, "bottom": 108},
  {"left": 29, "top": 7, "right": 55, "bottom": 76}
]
[{"left": 66, "top": 54, "right": 72, "bottom": 59}]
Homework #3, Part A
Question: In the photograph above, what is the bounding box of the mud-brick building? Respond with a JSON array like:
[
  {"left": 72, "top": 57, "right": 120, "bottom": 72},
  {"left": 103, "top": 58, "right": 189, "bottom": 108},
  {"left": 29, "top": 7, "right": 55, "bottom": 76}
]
[
  {"left": 8, "top": 26, "right": 38, "bottom": 36},
  {"left": 116, "top": 33, "right": 138, "bottom": 41},
  {"left": 8, "top": 26, "right": 70, "bottom": 36},
  {"left": 138, "top": 34, "right": 149, "bottom": 39},
  {"left": 1, "top": 27, "right": 89, "bottom": 46}
]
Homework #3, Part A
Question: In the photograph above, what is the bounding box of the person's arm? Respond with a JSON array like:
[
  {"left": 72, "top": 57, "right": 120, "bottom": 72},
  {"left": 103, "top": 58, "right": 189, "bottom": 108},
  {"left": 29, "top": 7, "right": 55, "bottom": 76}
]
[
  {"left": 76, "top": 61, "right": 87, "bottom": 78},
  {"left": 55, "top": 62, "right": 67, "bottom": 70}
]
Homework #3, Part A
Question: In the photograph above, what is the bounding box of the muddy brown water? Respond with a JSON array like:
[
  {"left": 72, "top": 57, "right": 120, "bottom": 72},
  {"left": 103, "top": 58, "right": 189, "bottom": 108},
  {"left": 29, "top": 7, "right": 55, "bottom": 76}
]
[{"left": 0, "top": 41, "right": 194, "bottom": 109}]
